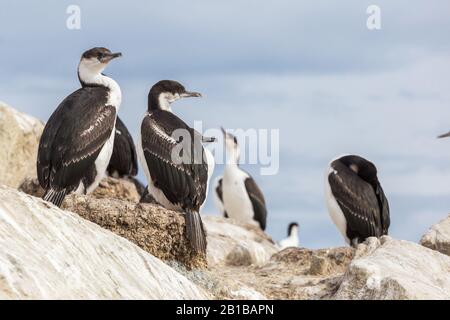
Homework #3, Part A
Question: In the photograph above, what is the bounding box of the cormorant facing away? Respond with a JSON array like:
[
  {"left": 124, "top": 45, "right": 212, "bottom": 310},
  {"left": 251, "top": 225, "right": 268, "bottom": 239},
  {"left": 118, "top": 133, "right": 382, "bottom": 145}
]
[
  {"left": 325, "top": 155, "right": 390, "bottom": 247},
  {"left": 37, "top": 47, "right": 122, "bottom": 207},
  {"left": 107, "top": 116, "right": 138, "bottom": 178}
]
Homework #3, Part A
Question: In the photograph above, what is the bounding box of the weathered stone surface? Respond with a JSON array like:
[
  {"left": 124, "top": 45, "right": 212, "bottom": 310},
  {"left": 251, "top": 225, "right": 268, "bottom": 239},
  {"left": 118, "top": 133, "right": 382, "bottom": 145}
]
[
  {"left": 15, "top": 174, "right": 450, "bottom": 300},
  {"left": 334, "top": 236, "right": 450, "bottom": 300},
  {"left": 19, "top": 176, "right": 144, "bottom": 203},
  {"left": 19, "top": 177, "right": 45, "bottom": 198},
  {"left": 0, "top": 103, "right": 44, "bottom": 188},
  {"left": 9, "top": 178, "right": 450, "bottom": 300},
  {"left": 184, "top": 246, "right": 353, "bottom": 300},
  {"left": 62, "top": 194, "right": 207, "bottom": 269},
  {"left": 420, "top": 214, "right": 450, "bottom": 257},
  {"left": 0, "top": 185, "right": 208, "bottom": 299},
  {"left": 205, "top": 216, "right": 278, "bottom": 267},
  {"left": 92, "top": 177, "right": 143, "bottom": 202},
  {"left": 20, "top": 177, "right": 277, "bottom": 269}
]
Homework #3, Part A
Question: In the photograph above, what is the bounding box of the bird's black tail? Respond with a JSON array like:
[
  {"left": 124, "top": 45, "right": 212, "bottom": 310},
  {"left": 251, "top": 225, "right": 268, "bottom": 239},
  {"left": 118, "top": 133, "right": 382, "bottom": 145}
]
[
  {"left": 185, "top": 209, "right": 207, "bottom": 254},
  {"left": 43, "top": 188, "right": 67, "bottom": 207}
]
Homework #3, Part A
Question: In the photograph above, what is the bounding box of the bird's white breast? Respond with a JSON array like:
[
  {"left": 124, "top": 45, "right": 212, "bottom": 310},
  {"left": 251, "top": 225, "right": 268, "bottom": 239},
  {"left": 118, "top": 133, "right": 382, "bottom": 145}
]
[
  {"left": 222, "top": 166, "right": 255, "bottom": 224},
  {"left": 85, "top": 123, "right": 116, "bottom": 194},
  {"left": 201, "top": 147, "right": 215, "bottom": 211},
  {"left": 86, "top": 79, "right": 121, "bottom": 193},
  {"left": 137, "top": 114, "right": 180, "bottom": 211},
  {"left": 324, "top": 164, "right": 350, "bottom": 244},
  {"left": 105, "top": 78, "right": 122, "bottom": 109},
  {"left": 279, "top": 235, "right": 299, "bottom": 250}
]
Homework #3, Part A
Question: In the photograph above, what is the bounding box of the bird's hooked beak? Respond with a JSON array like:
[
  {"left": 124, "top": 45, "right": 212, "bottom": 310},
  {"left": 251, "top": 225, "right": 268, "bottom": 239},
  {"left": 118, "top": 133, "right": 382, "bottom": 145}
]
[
  {"left": 438, "top": 131, "right": 450, "bottom": 139},
  {"left": 181, "top": 91, "right": 202, "bottom": 98},
  {"left": 101, "top": 52, "right": 122, "bottom": 63}
]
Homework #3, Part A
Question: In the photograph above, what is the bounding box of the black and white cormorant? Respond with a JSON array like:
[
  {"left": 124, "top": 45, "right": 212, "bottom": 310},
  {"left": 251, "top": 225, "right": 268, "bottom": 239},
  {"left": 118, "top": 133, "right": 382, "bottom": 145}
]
[
  {"left": 37, "top": 47, "right": 122, "bottom": 207},
  {"left": 325, "top": 155, "right": 390, "bottom": 247},
  {"left": 107, "top": 116, "right": 138, "bottom": 178},
  {"left": 137, "top": 80, "right": 215, "bottom": 254},
  {"left": 220, "top": 128, "right": 267, "bottom": 230},
  {"left": 279, "top": 222, "right": 299, "bottom": 249}
]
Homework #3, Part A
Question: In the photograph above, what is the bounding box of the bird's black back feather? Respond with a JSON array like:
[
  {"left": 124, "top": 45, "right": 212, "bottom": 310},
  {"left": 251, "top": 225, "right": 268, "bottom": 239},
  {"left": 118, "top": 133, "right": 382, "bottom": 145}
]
[
  {"left": 141, "top": 110, "right": 208, "bottom": 211},
  {"left": 215, "top": 177, "right": 228, "bottom": 218},
  {"left": 37, "top": 87, "right": 116, "bottom": 202},
  {"left": 244, "top": 176, "right": 267, "bottom": 230},
  {"left": 107, "top": 116, "right": 138, "bottom": 177},
  {"left": 328, "top": 156, "right": 390, "bottom": 243}
]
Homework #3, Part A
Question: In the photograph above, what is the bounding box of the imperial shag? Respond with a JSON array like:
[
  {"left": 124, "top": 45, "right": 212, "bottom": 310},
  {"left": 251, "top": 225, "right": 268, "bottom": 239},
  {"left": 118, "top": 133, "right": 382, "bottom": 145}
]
[
  {"left": 137, "top": 80, "right": 215, "bottom": 253},
  {"left": 325, "top": 155, "right": 390, "bottom": 247},
  {"left": 37, "top": 47, "right": 122, "bottom": 207},
  {"left": 107, "top": 116, "right": 138, "bottom": 178}
]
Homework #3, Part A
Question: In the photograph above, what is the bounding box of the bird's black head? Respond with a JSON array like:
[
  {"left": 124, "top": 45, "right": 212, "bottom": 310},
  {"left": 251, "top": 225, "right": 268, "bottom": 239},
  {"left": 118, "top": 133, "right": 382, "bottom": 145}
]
[
  {"left": 81, "top": 47, "right": 122, "bottom": 64},
  {"left": 339, "top": 155, "right": 378, "bottom": 183},
  {"left": 78, "top": 47, "right": 122, "bottom": 86},
  {"left": 148, "top": 80, "right": 202, "bottom": 111},
  {"left": 287, "top": 222, "right": 299, "bottom": 236}
]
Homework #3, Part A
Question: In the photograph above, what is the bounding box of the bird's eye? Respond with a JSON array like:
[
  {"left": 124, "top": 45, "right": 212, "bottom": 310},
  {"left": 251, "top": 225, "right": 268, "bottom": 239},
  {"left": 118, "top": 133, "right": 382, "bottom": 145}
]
[
  {"left": 98, "top": 53, "right": 104, "bottom": 60},
  {"left": 233, "top": 137, "right": 237, "bottom": 144}
]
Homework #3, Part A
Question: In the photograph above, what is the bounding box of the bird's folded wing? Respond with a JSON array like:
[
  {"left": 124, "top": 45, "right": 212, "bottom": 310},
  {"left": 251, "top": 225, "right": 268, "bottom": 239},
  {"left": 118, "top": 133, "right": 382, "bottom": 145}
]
[
  {"left": 328, "top": 166, "right": 382, "bottom": 237},
  {"left": 109, "top": 116, "right": 138, "bottom": 176},
  {"left": 141, "top": 112, "right": 208, "bottom": 210},
  {"left": 244, "top": 176, "right": 267, "bottom": 230},
  {"left": 38, "top": 87, "right": 116, "bottom": 190}
]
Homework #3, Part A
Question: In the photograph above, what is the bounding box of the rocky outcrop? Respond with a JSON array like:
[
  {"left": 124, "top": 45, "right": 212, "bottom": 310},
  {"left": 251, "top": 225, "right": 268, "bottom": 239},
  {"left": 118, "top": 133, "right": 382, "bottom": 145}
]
[
  {"left": 0, "top": 103, "right": 44, "bottom": 188},
  {"left": 5, "top": 104, "right": 450, "bottom": 300},
  {"left": 420, "top": 214, "right": 450, "bottom": 257},
  {"left": 62, "top": 194, "right": 207, "bottom": 269},
  {"left": 334, "top": 237, "right": 450, "bottom": 300},
  {"left": 21, "top": 178, "right": 277, "bottom": 269},
  {"left": 18, "top": 175, "right": 450, "bottom": 300},
  {"left": 0, "top": 184, "right": 208, "bottom": 299},
  {"left": 174, "top": 246, "right": 353, "bottom": 300}
]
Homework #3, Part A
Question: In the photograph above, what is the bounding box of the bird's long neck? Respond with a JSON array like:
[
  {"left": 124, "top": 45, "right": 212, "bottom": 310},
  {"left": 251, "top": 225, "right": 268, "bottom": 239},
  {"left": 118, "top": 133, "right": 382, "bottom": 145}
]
[
  {"left": 224, "top": 145, "right": 240, "bottom": 168},
  {"left": 77, "top": 63, "right": 122, "bottom": 109},
  {"left": 78, "top": 63, "right": 116, "bottom": 89}
]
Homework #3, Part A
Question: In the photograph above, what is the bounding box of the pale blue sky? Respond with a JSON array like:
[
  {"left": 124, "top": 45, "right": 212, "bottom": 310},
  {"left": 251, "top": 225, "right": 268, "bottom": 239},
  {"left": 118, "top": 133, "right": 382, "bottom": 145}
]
[{"left": 1, "top": 1, "right": 450, "bottom": 247}]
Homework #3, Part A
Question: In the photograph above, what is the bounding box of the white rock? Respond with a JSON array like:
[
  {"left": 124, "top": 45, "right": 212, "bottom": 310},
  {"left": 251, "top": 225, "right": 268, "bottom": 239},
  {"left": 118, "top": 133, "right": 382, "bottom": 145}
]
[
  {"left": 0, "top": 103, "right": 44, "bottom": 188},
  {"left": 204, "top": 216, "right": 277, "bottom": 266},
  {"left": 420, "top": 214, "right": 450, "bottom": 257},
  {"left": 229, "top": 286, "right": 267, "bottom": 300},
  {"left": 334, "top": 237, "right": 450, "bottom": 300},
  {"left": 0, "top": 185, "right": 208, "bottom": 299}
]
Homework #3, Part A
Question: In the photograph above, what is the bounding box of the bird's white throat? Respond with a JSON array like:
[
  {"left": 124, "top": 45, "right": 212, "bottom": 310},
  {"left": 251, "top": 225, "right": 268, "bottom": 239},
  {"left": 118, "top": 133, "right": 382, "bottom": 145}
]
[
  {"left": 158, "top": 92, "right": 181, "bottom": 112},
  {"left": 78, "top": 58, "right": 122, "bottom": 108}
]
